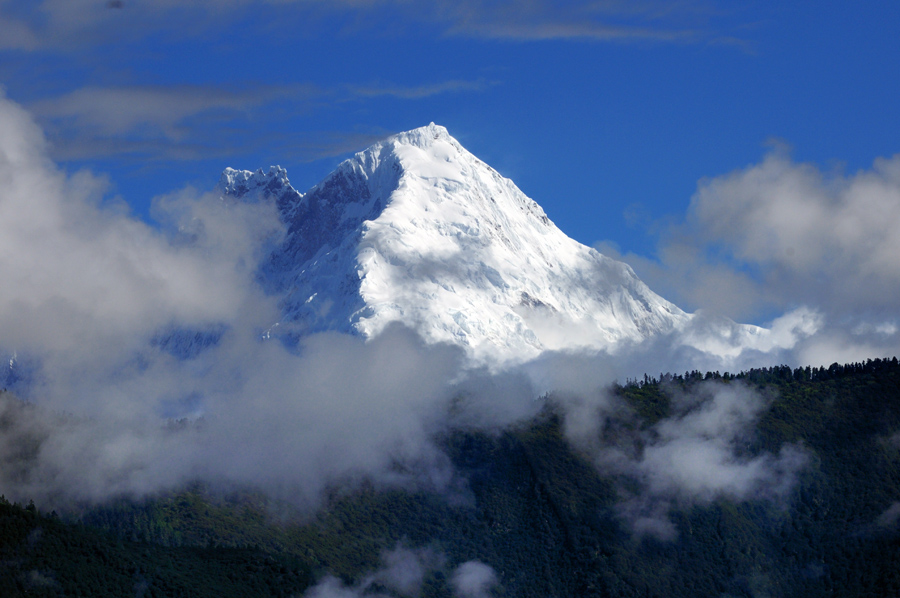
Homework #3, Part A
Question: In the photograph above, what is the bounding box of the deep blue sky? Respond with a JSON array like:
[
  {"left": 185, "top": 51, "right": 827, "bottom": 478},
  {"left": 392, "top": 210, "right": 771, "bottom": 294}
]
[{"left": 2, "top": 0, "right": 898, "bottom": 270}]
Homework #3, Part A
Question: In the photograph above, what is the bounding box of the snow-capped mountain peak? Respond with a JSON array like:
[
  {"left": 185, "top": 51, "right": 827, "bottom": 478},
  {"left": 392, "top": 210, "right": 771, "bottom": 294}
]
[
  {"left": 219, "top": 165, "right": 294, "bottom": 199},
  {"left": 220, "top": 124, "right": 766, "bottom": 364}
]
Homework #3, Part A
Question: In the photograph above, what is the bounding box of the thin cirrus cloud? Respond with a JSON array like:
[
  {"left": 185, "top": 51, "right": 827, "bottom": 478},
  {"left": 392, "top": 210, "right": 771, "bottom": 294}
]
[
  {"left": 0, "top": 0, "right": 258, "bottom": 51},
  {"left": 0, "top": 0, "right": 733, "bottom": 51},
  {"left": 351, "top": 78, "right": 493, "bottom": 100},
  {"left": 29, "top": 85, "right": 311, "bottom": 139},
  {"left": 366, "top": 0, "right": 718, "bottom": 43},
  {"left": 0, "top": 12, "right": 38, "bottom": 51},
  {"left": 438, "top": 0, "right": 705, "bottom": 43},
  {"left": 452, "top": 21, "right": 689, "bottom": 42},
  {"left": 28, "top": 84, "right": 320, "bottom": 159},
  {"left": 26, "top": 80, "right": 488, "bottom": 163}
]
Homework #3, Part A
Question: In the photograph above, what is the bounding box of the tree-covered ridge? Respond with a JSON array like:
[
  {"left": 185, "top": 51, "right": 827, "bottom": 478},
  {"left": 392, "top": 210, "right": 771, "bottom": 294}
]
[
  {"left": 3, "top": 358, "right": 900, "bottom": 597},
  {"left": 609, "top": 357, "right": 900, "bottom": 596},
  {"left": 0, "top": 496, "right": 312, "bottom": 597}
]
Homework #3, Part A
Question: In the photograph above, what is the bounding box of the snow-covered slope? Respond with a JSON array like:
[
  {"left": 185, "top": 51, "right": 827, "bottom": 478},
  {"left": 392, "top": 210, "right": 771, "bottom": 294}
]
[{"left": 219, "top": 124, "right": 769, "bottom": 364}]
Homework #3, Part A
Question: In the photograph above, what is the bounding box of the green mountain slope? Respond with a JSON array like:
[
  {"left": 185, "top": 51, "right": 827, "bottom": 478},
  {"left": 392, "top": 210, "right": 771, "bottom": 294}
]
[{"left": 4, "top": 358, "right": 900, "bottom": 597}]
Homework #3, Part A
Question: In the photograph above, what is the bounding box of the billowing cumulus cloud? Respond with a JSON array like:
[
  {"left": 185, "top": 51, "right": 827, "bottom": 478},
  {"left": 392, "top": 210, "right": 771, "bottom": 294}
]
[
  {"left": 0, "top": 92, "right": 280, "bottom": 393},
  {"left": 690, "top": 149, "right": 900, "bottom": 316},
  {"left": 605, "top": 147, "right": 900, "bottom": 365}
]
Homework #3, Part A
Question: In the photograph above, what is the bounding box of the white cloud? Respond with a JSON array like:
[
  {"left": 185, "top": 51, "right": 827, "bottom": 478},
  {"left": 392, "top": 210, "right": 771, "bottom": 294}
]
[
  {"left": 304, "top": 576, "right": 370, "bottom": 598},
  {"left": 601, "top": 147, "right": 900, "bottom": 366},
  {"left": 545, "top": 377, "right": 809, "bottom": 540},
  {"left": 450, "top": 560, "right": 498, "bottom": 598},
  {"left": 635, "top": 383, "right": 806, "bottom": 502},
  {"left": 689, "top": 150, "right": 900, "bottom": 315},
  {"left": 877, "top": 502, "right": 900, "bottom": 528},
  {"left": 630, "top": 149, "right": 900, "bottom": 320},
  {"left": 302, "top": 546, "right": 495, "bottom": 598},
  {"left": 0, "top": 91, "right": 276, "bottom": 374}
]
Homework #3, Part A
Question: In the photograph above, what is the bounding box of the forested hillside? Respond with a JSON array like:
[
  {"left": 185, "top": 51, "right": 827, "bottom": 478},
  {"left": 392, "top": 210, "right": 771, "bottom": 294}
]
[{"left": 3, "top": 358, "right": 900, "bottom": 597}]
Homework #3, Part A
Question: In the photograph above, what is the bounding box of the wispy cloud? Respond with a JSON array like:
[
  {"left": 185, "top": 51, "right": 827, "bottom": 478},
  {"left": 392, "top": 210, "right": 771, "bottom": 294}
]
[
  {"left": 270, "top": 130, "right": 394, "bottom": 163},
  {"left": 554, "top": 379, "right": 809, "bottom": 540},
  {"left": 28, "top": 84, "right": 320, "bottom": 161},
  {"left": 450, "top": 560, "right": 499, "bottom": 598},
  {"left": 397, "top": 0, "right": 729, "bottom": 44},
  {"left": 451, "top": 21, "right": 692, "bottom": 42},
  {"left": 30, "top": 85, "right": 308, "bottom": 139},
  {"left": 0, "top": 0, "right": 741, "bottom": 52},
  {"left": 438, "top": 0, "right": 702, "bottom": 43},
  {"left": 303, "top": 545, "right": 499, "bottom": 598},
  {"left": 26, "top": 78, "right": 491, "bottom": 163},
  {"left": 0, "top": 10, "right": 38, "bottom": 50},
  {"left": 351, "top": 79, "right": 492, "bottom": 100}
]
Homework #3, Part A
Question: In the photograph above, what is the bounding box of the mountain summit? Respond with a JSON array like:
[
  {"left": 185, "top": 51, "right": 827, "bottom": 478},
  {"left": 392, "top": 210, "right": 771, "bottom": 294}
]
[{"left": 220, "top": 124, "right": 779, "bottom": 363}]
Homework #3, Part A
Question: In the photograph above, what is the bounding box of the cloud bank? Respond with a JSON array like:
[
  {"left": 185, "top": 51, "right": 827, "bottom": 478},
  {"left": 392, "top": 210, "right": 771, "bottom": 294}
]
[
  {"left": 0, "top": 91, "right": 515, "bottom": 509},
  {"left": 0, "top": 93, "right": 840, "bottom": 546}
]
